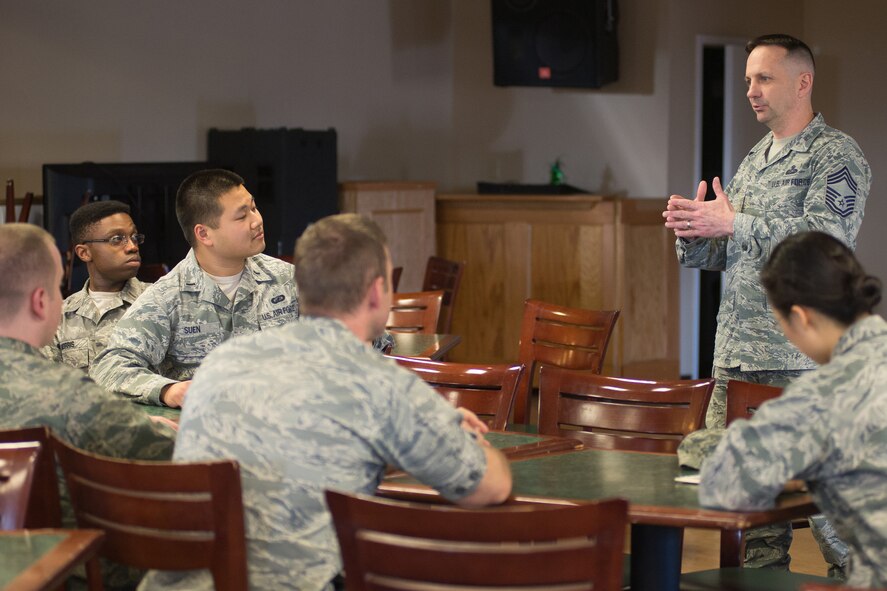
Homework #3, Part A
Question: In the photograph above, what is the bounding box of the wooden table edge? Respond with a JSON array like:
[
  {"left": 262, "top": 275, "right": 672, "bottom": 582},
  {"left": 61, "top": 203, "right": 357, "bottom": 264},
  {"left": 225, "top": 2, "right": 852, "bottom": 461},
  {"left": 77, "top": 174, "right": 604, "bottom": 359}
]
[{"left": 2, "top": 529, "right": 104, "bottom": 591}]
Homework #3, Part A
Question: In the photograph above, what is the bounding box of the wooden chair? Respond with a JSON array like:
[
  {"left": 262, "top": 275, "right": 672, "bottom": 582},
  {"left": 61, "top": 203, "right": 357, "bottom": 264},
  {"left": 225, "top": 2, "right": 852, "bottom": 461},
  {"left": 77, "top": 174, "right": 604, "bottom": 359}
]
[
  {"left": 326, "top": 489, "right": 628, "bottom": 591},
  {"left": 391, "top": 266, "right": 403, "bottom": 292},
  {"left": 422, "top": 256, "right": 464, "bottom": 333},
  {"left": 136, "top": 262, "right": 170, "bottom": 283},
  {"left": 5, "top": 179, "right": 35, "bottom": 224},
  {"left": 538, "top": 368, "right": 714, "bottom": 454},
  {"left": 0, "top": 442, "right": 42, "bottom": 530},
  {"left": 53, "top": 436, "right": 248, "bottom": 591},
  {"left": 392, "top": 357, "right": 523, "bottom": 430},
  {"left": 0, "top": 426, "right": 62, "bottom": 529},
  {"left": 514, "top": 299, "right": 619, "bottom": 424},
  {"left": 726, "top": 379, "right": 784, "bottom": 426},
  {"left": 387, "top": 290, "right": 444, "bottom": 334}
]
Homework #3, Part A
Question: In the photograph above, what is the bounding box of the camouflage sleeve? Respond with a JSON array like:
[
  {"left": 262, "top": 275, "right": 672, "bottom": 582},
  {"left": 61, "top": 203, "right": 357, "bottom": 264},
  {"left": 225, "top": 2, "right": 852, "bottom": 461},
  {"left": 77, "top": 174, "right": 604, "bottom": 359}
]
[
  {"left": 59, "top": 374, "right": 175, "bottom": 461},
  {"left": 676, "top": 237, "right": 728, "bottom": 271},
  {"left": 89, "top": 289, "right": 177, "bottom": 406},
  {"left": 698, "top": 386, "right": 824, "bottom": 511},
  {"left": 733, "top": 139, "right": 871, "bottom": 259},
  {"left": 677, "top": 427, "right": 726, "bottom": 469},
  {"left": 376, "top": 375, "right": 487, "bottom": 502}
]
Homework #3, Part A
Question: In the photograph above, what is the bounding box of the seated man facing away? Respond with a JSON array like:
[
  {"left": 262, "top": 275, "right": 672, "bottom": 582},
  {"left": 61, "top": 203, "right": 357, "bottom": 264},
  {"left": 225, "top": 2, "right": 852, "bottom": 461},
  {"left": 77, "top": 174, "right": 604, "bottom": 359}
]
[
  {"left": 91, "top": 169, "right": 299, "bottom": 408},
  {"left": 0, "top": 224, "right": 176, "bottom": 589},
  {"left": 698, "top": 231, "right": 887, "bottom": 588},
  {"left": 42, "top": 200, "right": 150, "bottom": 370},
  {"left": 139, "top": 214, "right": 512, "bottom": 591}
]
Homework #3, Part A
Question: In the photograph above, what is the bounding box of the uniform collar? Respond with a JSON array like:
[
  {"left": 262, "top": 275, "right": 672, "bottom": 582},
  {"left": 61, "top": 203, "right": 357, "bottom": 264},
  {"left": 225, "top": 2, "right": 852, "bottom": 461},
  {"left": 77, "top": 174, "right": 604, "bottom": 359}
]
[
  {"left": 748, "top": 113, "right": 827, "bottom": 161},
  {"left": 832, "top": 315, "right": 887, "bottom": 358},
  {"left": 0, "top": 335, "right": 40, "bottom": 357},
  {"left": 67, "top": 277, "right": 141, "bottom": 320},
  {"left": 181, "top": 249, "right": 275, "bottom": 307}
]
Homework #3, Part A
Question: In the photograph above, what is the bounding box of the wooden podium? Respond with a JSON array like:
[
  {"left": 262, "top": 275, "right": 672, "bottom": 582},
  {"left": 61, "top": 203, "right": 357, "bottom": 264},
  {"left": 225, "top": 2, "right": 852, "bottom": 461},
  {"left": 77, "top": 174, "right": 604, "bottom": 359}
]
[{"left": 436, "top": 193, "right": 679, "bottom": 379}]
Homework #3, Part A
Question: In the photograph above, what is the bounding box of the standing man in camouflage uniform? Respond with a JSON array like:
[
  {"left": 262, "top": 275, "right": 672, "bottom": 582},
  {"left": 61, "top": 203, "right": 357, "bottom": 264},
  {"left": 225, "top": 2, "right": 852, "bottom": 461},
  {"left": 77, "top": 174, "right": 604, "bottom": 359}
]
[
  {"left": 140, "top": 214, "right": 512, "bottom": 591},
  {"left": 664, "top": 34, "right": 870, "bottom": 573},
  {"left": 91, "top": 169, "right": 299, "bottom": 408},
  {"left": 42, "top": 201, "right": 150, "bottom": 370},
  {"left": 701, "top": 231, "right": 887, "bottom": 588}
]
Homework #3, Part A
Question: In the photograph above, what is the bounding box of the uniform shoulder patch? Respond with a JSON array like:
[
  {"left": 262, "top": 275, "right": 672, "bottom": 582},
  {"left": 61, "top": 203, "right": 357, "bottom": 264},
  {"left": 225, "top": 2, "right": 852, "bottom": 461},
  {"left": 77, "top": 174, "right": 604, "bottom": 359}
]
[{"left": 825, "top": 166, "right": 858, "bottom": 218}]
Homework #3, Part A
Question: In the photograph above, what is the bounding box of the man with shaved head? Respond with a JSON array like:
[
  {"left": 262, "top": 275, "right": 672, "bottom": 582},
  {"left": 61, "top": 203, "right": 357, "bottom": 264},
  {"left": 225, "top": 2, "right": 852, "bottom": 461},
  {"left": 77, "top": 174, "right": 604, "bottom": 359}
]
[{"left": 664, "top": 34, "right": 870, "bottom": 577}]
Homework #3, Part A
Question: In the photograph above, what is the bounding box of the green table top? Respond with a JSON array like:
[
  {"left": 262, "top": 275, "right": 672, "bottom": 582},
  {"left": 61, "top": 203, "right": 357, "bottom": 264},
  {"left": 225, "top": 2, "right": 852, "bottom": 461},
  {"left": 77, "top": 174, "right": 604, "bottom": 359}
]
[
  {"left": 0, "top": 532, "right": 66, "bottom": 587},
  {"left": 143, "top": 405, "right": 182, "bottom": 420},
  {"left": 485, "top": 432, "right": 545, "bottom": 448}
]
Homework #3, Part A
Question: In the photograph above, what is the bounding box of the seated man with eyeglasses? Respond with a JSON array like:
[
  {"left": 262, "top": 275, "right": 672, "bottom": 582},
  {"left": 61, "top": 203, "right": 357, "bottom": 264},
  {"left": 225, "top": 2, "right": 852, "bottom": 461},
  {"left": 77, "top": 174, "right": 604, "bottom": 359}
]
[{"left": 43, "top": 200, "right": 150, "bottom": 370}]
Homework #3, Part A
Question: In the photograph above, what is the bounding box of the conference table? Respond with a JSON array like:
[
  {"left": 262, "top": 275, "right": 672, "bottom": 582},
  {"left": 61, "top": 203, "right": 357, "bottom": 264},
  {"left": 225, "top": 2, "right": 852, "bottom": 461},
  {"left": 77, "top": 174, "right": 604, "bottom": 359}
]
[
  {"left": 0, "top": 529, "right": 104, "bottom": 591},
  {"left": 377, "top": 447, "right": 818, "bottom": 591}
]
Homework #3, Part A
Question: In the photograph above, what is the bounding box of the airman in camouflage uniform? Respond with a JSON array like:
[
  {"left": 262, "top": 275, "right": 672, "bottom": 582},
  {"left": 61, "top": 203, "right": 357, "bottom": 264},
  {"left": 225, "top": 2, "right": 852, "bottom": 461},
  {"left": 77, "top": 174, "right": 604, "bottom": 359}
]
[
  {"left": 0, "top": 223, "right": 175, "bottom": 590},
  {"left": 43, "top": 276, "right": 149, "bottom": 369},
  {"left": 90, "top": 250, "right": 298, "bottom": 405},
  {"left": 139, "top": 214, "right": 510, "bottom": 591},
  {"left": 700, "top": 314, "right": 887, "bottom": 588},
  {"left": 89, "top": 169, "right": 300, "bottom": 408},
  {"left": 666, "top": 35, "right": 869, "bottom": 573},
  {"left": 676, "top": 113, "right": 870, "bottom": 429}
]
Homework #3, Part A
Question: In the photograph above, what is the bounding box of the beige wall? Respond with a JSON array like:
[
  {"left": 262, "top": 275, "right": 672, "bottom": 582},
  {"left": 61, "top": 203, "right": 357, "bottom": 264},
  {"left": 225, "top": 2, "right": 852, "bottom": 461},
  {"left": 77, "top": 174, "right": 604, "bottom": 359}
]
[{"left": 3, "top": 1, "right": 886, "bottom": 370}]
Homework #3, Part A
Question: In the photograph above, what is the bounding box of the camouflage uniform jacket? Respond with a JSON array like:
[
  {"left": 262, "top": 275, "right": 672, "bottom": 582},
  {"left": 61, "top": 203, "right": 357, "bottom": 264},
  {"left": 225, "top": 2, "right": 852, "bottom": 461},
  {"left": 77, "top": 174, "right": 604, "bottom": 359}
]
[
  {"left": 42, "top": 277, "right": 150, "bottom": 370},
  {"left": 677, "top": 114, "right": 871, "bottom": 371},
  {"left": 90, "top": 250, "right": 298, "bottom": 405},
  {"left": 0, "top": 336, "right": 174, "bottom": 462},
  {"left": 699, "top": 315, "right": 887, "bottom": 588},
  {"left": 139, "top": 317, "right": 487, "bottom": 591}
]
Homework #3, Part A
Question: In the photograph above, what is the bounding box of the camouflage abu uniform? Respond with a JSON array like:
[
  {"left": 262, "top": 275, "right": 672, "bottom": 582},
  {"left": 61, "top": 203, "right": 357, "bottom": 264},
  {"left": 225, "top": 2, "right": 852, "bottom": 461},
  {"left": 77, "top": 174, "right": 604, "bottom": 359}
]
[
  {"left": 1, "top": 335, "right": 175, "bottom": 589},
  {"left": 90, "top": 250, "right": 298, "bottom": 405},
  {"left": 677, "top": 114, "right": 870, "bottom": 427},
  {"left": 139, "top": 316, "right": 487, "bottom": 591},
  {"left": 677, "top": 113, "right": 869, "bottom": 572},
  {"left": 42, "top": 277, "right": 149, "bottom": 370},
  {"left": 700, "top": 315, "right": 887, "bottom": 588}
]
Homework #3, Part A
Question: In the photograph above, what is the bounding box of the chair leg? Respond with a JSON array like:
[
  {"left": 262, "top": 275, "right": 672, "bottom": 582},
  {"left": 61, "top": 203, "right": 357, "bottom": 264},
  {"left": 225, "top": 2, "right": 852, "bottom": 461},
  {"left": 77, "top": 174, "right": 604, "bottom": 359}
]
[
  {"left": 719, "top": 528, "right": 744, "bottom": 567},
  {"left": 85, "top": 557, "right": 105, "bottom": 591}
]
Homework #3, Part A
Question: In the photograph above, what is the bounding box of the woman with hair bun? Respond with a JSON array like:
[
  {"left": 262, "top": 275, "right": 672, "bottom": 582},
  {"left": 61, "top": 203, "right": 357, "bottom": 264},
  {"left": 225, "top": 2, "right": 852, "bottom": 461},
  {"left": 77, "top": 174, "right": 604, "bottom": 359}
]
[{"left": 699, "top": 230, "right": 887, "bottom": 588}]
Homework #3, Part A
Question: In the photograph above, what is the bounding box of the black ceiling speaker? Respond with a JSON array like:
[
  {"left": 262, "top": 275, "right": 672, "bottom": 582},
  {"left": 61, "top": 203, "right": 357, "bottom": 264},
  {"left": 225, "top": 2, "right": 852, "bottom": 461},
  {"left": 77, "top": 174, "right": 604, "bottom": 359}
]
[{"left": 492, "top": 0, "right": 618, "bottom": 88}]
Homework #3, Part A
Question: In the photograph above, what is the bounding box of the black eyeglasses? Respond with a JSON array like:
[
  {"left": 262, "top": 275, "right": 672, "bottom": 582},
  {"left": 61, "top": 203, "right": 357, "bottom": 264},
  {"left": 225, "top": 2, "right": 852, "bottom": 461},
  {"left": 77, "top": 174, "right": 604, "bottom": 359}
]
[{"left": 81, "top": 233, "right": 145, "bottom": 247}]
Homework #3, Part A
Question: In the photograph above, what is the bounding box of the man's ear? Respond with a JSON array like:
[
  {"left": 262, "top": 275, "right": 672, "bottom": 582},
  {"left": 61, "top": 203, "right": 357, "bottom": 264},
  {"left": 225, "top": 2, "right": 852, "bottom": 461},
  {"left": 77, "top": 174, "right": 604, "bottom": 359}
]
[
  {"left": 366, "top": 276, "right": 386, "bottom": 311},
  {"left": 74, "top": 244, "right": 91, "bottom": 263},
  {"left": 193, "top": 224, "right": 212, "bottom": 248},
  {"left": 798, "top": 71, "right": 813, "bottom": 98},
  {"left": 29, "top": 287, "right": 48, "bottom": 321}
]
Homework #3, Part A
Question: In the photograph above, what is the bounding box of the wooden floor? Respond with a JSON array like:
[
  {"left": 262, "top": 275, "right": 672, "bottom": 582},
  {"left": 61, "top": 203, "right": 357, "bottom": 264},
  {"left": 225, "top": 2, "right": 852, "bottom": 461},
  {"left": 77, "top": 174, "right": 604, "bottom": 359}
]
[{"left": 625, "top": 526, "right": 828, "bottom": 575}]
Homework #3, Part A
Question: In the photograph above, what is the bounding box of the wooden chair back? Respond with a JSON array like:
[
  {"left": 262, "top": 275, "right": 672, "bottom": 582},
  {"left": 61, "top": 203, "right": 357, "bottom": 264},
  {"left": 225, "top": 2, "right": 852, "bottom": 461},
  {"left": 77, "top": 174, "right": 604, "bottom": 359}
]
[
  {"left": 387, "top": 290, "right": 444, "bottom": 334},
  {"left": 137, "top": 262, "right": 170, "bottom": 283},
  {"left": 514, "top": 299, "right": 619, "bottom": 423},
  {"left": 392, "top": 357, "right": 523, "bottom": 430},
  {"left": 538, "top": 368, "right": 714, "bottom": 454},
  {"left": 391, "top": 266, "right": 403, "bottom": 292},
  {"left": 326, "top": 489, "right": 628, "bottom": 591},
  {"left": 53, "top": 436, "right": 248, "bottom": 591},
  {"left": 422, "top": 256, "right": 464, "bottom": 333},
  {"left": 0, "top": 442, "right": 42, "bottom": 530},
  {"left": 726, "top": 380, "right": 783, "bottom": 426},
  {"left": 5, "top": 179, "right": 35, "bottom": 224},
  {"left": 0, "top": 426, "right": 62, "bottom": 528}
]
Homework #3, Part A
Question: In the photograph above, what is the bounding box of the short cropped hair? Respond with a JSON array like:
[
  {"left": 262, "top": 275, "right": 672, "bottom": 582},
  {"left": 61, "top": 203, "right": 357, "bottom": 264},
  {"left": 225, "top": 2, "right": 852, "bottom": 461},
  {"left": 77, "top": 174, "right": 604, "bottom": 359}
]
[
  {"left": 0, "top": 224, "right": 59, "bottom": 322},
  {"left": 747, "top": 34, "right": 815, "bottom": 72},
  {"left": 70, "top": 200, "right": 132, "bottom": 245},
  {"left": 761, "top": 231, "right": 881, "bottom": 326},
  {"left": 175, "top": 169, "right": 244, "bottom": 246},
  {"left": 294, "top": 214, "right": 389, "bottom": 315}
]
